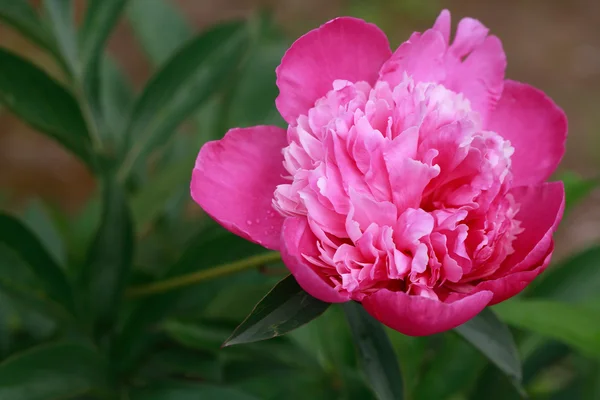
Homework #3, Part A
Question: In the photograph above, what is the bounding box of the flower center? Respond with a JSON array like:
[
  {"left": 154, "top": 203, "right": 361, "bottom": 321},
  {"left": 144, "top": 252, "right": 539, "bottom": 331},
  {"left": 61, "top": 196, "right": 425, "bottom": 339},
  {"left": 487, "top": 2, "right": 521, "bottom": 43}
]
[{"left": 273, "top": 76, "right": 522, "bottom": 301}]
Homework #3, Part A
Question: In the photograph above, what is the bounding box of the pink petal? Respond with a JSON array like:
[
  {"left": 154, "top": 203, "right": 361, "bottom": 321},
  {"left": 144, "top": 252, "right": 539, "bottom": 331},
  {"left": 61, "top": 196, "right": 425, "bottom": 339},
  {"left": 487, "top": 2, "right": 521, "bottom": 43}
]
[
  {"left": 281, "top": 217, "right": 349, "bottom": 303},
  {"left": 443, "top": 35, "right": 505, "bottom": 123},
  {"left": 432, "top": 9, "right": 451, "bottom": 43},
  {"left": 477, "top": 248, "right": 553, "bottom": 305},
  {"left": 191, "top": 126, "right": 287, "bottom": 250},
  {"left": 276, "top": 17, "right": 391, "bottom": 123},
  {"left": 381, "top": 10, "right": 506, "bottom": 124},
  {"left": 496, "top": 182, "right": 565, "bottom": 275},
  {"left": 362, "top": 289, "right": 493, "bottom": 336},
  {"left": 487, "top": 80, "right": 568, "bottom": 186},
  {"left": 379, "top": 29, "right": 447, "bottom": 87}
]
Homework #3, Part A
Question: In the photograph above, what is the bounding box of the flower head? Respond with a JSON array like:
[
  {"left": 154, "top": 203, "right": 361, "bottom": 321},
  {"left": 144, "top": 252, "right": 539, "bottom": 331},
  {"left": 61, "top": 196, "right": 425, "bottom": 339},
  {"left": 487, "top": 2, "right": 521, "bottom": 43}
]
[{"left": 191, "top": 10, "right": 567, "bottom": 336}]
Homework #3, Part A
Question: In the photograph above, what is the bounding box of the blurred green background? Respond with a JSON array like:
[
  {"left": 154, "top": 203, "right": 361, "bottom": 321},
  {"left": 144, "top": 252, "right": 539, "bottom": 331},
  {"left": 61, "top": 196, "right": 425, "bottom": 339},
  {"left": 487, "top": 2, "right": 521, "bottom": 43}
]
[{"left": 0, "top": 0, "right": 598, "bottom": 399}]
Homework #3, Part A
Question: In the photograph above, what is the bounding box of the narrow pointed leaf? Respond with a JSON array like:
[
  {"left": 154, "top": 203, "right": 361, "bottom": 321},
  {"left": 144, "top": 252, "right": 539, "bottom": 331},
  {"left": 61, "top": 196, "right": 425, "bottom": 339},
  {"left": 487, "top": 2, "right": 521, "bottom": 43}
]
[
  {"left": 130, "top": 383, "right": 258, "bottom": 400},
  {"left": 0, "top": 342, "right": 109, "bottom": 400},
  {"left": 43, "top": 0, "right": 78, "bottom": 75},
  {"left": 79, "top": 0, "right": 128, "bottom": 73},
  {"left": 454, "top": 308, "right": 524, "bottom": 393},
  {"left": 494, "top": 299, "right": 600, "bottom": 358},
  {"left": 526, "top": 245, "right": 600, "bottom": 302},
  {"left": 342, "top": 301, "right": 404, "bottom": 400},
  {"left": 0, "top": 0, "right": 56, "bottom": 53},
  {"left": 119, "top": 20, "right": 250, "bottom": 177},
  {"left": 126, "top": 0, "right": 191, "bottom": 65},
  {"left": 82, "top": 175, "right": 134, "bottom": 328},
  {"left": 0, "top": 49, "right": 93, "bottom": 167},
  {"left": 0, "top": 213, "right": 74, "bottom": 313},
  {"left": 224, "top": 275, "right": 330, "bottom": 346}
]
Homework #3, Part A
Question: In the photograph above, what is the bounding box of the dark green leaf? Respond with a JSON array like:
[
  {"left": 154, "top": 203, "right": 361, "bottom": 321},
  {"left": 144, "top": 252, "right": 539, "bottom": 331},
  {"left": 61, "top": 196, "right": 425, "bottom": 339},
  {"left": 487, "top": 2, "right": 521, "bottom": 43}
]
[
  {"left": 22, "top": 200, "right": 66, "bottom": 267},
  {"left": 43, "top": 0, "right": 78, "bottom": 75},
  {"left": 415, "top": 333, "right": 485, "bottom": 400},
  {"left": 82, "top": 175, "right": 134, "bottom": 329},
  {"left": 494, "top": 299, "right": 600, "bottom": 358},
  {"left": 559, "top": 170, "right": 598, "bottom": 214},
  {"left": 79, "top": 0, "right": 128, "bottom": 76},
  {"left": 114, "top": 230, "right": 265, "bottom": 373},
  {"left": 130, "top": 382, "right": 258, "bottom": 400},
  {"left": 0, "top": 341, "right": 110, "bottom": 400},
  {"left": 526, "top": 245, "right": 600, "bottom": 302},
  {"left": 455, "top": 308, "right": 523, "bottom": 391},
  {"left": 0, "top": 0, "right": 56, "bottom": 53},
  {"left": 0, "top": 213, "right": 74, "bottom": 313},
  {"left": 130, "top": 152, "right": 196, "bottom": 233},
  {"left": 100, "top": 56, "right": 134, "bottom": 146},
  {"left": 119, "top": 21, "right": 250, "bottom": 178},
  {"left": 223, "top": 275, "right": 330, "bottom": 346},
  {"left": 385, "top": 329, "right": 428, "bottom": 396},
  {"left": 126, "top": 0, "right": 192, "bottom": 66},
  {"left": 342, "top": 301, "right": 404, "bottom": 400},
  {"left": 0, "top": 49, "right": 93, "bottom": 167}
]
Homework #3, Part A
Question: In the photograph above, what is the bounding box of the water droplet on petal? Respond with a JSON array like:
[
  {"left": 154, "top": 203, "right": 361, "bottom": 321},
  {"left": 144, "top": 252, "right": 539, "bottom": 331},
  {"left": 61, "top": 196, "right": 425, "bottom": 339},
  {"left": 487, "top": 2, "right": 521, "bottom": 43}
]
[
  {"left": 246, "top": 220, "right": 253, "bottom": 226},
  {"left": 255, "top": 218, "right": 261, "bottom": 224}
]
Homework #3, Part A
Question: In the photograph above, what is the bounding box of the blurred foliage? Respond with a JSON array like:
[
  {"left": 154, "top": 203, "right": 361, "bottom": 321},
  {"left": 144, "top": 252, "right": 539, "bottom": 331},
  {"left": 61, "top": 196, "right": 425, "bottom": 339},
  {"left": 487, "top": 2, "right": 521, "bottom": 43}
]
[{"left": 0, "top": 1, "right": 597, "bottom": 399}]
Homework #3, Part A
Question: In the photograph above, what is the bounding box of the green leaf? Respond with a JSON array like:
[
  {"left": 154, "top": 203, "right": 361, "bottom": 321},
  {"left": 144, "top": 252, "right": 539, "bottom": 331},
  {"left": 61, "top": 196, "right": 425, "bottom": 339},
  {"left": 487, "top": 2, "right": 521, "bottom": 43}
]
[
  {"left": 342, "top": 301, "right": 404, "bottom": 400},
  {"left": 0, "top": 341, "right": 110, "bottom": 400},
  {"left": 114, "top": 230, "right": 265, "bottom": 373},
  {"left": 526, "top": 245, "right": 600, "bottom": 302},
  {"left": 455, "top": 308, "right": 523, "bottom": 391},
  {"left": 0, "top": 0, "right": 56, "bottom": 53},
  {"left": 126, "top": 0, "right": 192, "bottom": 66},
  {"left": 130, "top": 382, "right": 258, "bottom": 400},
  {"left": 22, "top": 199, "right": 66, "bottom": 267},
  {"left": 414, "top": 333, "right": 485, "bottom": 400},
  {"left": 559, "top": 170, "right": 598, "bottom": 214},
  {"left": 0, "top": 213, "right": 74, "bottom": 313},
  {"left": 225, "top": 31, "right": 287, "bottom": 129},
  {"left": 223, "top": 275, "right": 330, "bottom": 346},
  {"left": 79, "top": 0, "right": 128, "bottom": 76},
  {"left": 100, "top": 56, "right": 134, "bottom": 146},
  {"left": 82, "top": 175, "right": 134, "bottom": 329},
  {"left": 43, "top": 0, "right": 78, "bottom": 75},
  {"left": 119, "top": 20, "right": 250, "bottom": 178},
  {"left": 0, "top": 48, "right": 93, "bottom": 167},
  {"left": 494, "top": 299, "right": 600, "bottom": 358},
  {"left": 130, "top": 152, "right": 196, "bottom": 233}
]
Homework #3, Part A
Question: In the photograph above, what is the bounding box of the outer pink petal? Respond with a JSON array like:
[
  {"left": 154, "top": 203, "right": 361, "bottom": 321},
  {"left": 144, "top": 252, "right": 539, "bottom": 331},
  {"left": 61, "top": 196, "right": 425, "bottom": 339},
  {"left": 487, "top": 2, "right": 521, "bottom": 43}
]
[
  {"left": 191, "top": 126, "right": 287, "bottom": 250},
  {"left": 487, "top": 80, "right": 568, "bottom": 186},
  {"left": 362, "top": 289, "right": 493, "bottom": 336},
  {"left": 379, "top": 29, "right": 447, "bottom": 87},
  {"left": 477, "top": 249, "right": 553, "bottom": 305},
  {"left": 499, "top": 182, "right": 565, "bottom": 274},
  {"left": 382, "top": 10, "right": 506, "bottom": 124},
  {"left": 276, "top": 17, "right": 392, "bottom": 124},
  {"left": 281, "top": 217, "right": 349, "bottom": 303}
]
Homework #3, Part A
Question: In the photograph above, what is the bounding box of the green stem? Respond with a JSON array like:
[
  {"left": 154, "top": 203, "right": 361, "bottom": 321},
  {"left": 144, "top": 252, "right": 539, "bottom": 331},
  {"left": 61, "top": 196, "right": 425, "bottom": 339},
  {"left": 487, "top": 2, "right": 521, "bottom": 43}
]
[{"left": 126, "top": 251, "right": 282, "bottom": 298}]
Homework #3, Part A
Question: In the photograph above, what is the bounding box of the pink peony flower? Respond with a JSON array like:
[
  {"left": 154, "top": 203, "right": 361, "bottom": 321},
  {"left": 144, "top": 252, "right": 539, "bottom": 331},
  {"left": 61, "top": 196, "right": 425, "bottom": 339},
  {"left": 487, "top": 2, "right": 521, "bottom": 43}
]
[{"left": 191, "top": 10, "right": 567, "bottom": 336}]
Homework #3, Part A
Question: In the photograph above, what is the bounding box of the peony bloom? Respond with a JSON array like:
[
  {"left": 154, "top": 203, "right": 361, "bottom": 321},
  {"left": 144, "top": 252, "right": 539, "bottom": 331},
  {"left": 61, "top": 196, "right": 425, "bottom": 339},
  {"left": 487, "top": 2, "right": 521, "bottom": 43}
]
[{"left": 191, "top": 10, "right": 567, "bottom": 336}]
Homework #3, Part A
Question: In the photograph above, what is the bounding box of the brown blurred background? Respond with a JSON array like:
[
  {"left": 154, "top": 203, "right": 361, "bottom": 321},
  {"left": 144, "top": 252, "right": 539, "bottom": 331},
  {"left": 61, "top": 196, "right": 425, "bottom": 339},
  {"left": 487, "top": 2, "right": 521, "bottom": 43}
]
[{"left": 0, "top": 0, "right": 598, "bottom": 259}]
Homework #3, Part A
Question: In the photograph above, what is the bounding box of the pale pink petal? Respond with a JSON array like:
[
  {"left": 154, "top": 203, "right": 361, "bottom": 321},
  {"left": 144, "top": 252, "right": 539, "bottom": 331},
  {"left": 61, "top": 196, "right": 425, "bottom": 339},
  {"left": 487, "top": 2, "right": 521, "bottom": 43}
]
[
  {"left": 281, "top": 217, "right": 349, "bottom": 303},
  {"left": 443, "top": 35, "right": 505, "bottom": 123},
  {"left": 191, "top": 126, "right": 287, "bottom": 250},
  {"left": 276, "top": 17, "right": 391, "bottom": 123},
  {"left": 487, "top": 80, "right": 568, "bottom": 186},
  {"left": 495, "top": 182, "right": 565, "bottom": 275},
  {"left": 362, "top": 289, "right": 493, "bottom": 336}
]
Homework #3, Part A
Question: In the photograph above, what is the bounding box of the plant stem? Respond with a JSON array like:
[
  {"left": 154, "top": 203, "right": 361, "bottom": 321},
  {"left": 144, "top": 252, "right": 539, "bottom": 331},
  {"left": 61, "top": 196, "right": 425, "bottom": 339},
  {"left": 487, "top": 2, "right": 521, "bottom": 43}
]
[{"left": 125, "top": 251, "right": 283, "bottom": 298}]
